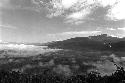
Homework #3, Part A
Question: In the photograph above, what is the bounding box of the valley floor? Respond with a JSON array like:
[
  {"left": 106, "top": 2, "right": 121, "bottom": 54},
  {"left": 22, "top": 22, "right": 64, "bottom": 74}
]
[{"left": 0, "top": 49, "right": 125, "bottom": 77}]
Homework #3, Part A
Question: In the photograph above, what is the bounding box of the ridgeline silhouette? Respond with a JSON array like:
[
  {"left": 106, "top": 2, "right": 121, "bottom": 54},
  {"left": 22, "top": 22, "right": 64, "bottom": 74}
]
[{"left": 47, "top": 34, "right": 125, "bottom": 51}]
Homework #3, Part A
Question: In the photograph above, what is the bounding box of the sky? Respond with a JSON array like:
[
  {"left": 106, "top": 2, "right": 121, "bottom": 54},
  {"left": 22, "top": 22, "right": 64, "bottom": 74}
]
[{"left": 0, "top": 0, "right": 125, "bottom": 43}]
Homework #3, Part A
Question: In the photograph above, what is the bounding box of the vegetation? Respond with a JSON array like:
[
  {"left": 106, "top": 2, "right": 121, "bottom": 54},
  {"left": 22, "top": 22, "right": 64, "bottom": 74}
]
[{"left": 0, "top": 65, "right": 125, "bottom": 83}]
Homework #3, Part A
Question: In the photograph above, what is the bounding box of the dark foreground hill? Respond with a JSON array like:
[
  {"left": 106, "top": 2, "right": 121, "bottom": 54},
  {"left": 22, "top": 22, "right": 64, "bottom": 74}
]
[
  {"left": 47, "top": 34, "right": 125, "bottom": 52},
  {"left": 0, "top": 66, "right": 125, "bottom": 83}
]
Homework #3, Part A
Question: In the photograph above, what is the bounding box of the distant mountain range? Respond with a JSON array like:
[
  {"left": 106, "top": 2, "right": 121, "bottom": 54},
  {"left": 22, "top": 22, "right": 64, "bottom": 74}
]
[{"left": 46, "top": 34, "right": 125, "bottom": 52}]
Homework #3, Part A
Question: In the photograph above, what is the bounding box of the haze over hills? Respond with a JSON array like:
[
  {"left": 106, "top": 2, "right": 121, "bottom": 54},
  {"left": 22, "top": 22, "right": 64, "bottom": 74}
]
[
  {"left": 1, "top": 34, "right": 125, "bottom": 52},
  {"left": 0, "top": 34, "right": 125, "bottom": 77},
  {"left": 0, "top": 42, "right": 60, "bottom": 58}
]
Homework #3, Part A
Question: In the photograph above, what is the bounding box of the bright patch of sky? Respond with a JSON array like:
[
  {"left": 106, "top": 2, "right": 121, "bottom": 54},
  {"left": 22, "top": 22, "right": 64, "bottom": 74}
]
[{"left": 107, "top": 0, "right": 125, "bottom": 20}]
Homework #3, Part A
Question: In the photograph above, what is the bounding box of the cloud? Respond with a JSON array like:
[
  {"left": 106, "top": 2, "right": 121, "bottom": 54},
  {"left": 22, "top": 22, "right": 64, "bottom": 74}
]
[
  {"left": 65, "top": 8, "right": 91, "bottom": 24},
  {"left": 0, "top": 0, "right": 10, "bottom": 8},
  {"left": 106, "top": 28, "right": 116, "bottom": 31},
  {"left": 61, "top": 0, "right": 78, "bottom": 9},
  {"left": 48, "top": 30, "right": 101, "bottom": 36},
  {"left": 107, "top": 0, "right": 125, "bottom": 20},
  {"left": 118, "top": 27, "right": 125, "bottom": 31},
  {"left": 32, "top": 0, "right": 124, "bottom": 25},
  {"left": 60, "top": 30, "right": 101, "bottom": 35},
  {"left": 0, "top": 24, "right": 17, "bottom": 29},
  {"left": 114, "top": 27, "right": 125, "bottom": 38},
  {"left": 97, "top": 0, "right": 118, "bottom": 7},
  {"left": 0, "top": 26, "right": 1, "bottom": 42},
  {"left": 48, "top": 0, "right": 95, "bottom": 22},
  {"left": 47, "top": 30, "right": 101, "bottom": 41}
]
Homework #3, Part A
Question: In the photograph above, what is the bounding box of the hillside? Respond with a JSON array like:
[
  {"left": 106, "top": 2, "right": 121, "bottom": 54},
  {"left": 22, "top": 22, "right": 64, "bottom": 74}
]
[{"left": 47, "top": 34, "right": 125, "bottom": 51}]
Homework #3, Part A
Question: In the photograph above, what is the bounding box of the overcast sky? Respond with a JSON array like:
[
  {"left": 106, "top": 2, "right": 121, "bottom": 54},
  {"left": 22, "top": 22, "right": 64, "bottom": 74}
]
[{"left": 0, "top": 0, "right": 125, "bottom": 43}]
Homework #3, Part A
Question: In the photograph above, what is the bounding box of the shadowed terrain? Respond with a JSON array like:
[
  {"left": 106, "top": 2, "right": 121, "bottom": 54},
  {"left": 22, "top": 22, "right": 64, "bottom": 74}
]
[{"left": 0, "top": 34, "right": 125, "bottom": 81}]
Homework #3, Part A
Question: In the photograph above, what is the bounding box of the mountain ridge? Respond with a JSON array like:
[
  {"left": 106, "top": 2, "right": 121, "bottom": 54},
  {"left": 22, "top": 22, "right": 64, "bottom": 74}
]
[{"left": 46, "top": 34, "right": 125, "bottom": 51}]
